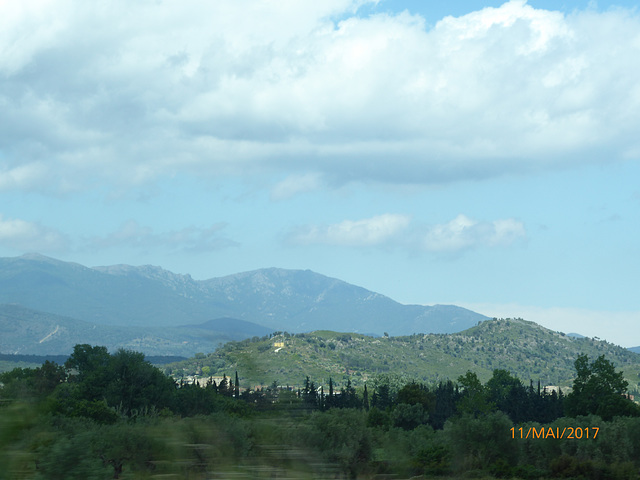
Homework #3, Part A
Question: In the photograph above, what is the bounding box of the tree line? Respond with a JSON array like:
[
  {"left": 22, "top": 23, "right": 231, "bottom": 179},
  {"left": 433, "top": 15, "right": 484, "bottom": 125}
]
[{"left": 1, "top": 345, "right": 639, "bottom": 479}]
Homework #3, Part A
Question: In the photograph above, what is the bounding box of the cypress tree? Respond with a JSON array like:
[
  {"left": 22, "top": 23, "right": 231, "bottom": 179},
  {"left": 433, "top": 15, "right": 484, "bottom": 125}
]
[
  {"left": 219, "top": 374, "right": 228, "bottom": 395},
  {"left": 328, "top": 377, "right": 334, "bottom": 409},
  {"left": 363, "top": 384, "right": 370, "bottom": 411}
]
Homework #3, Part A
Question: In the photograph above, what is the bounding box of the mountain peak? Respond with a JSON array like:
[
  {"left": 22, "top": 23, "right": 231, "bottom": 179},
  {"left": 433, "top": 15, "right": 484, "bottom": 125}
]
[
  {"left": 1, "top": 254, "right": 487, "bottom": 335},
  {"left": 20, "top": 253, "right": 69, "bottom": 264}
]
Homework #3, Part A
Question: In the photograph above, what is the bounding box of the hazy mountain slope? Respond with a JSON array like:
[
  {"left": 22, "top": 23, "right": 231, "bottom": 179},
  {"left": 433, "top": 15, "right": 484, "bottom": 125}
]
[
  {"left": 0, "top": 304, "right": 268, "bottom": 356},
  {"left": 0, "top": 254, "right": 487, "bottom": 335},
  {"left": 0, "top": 254, "right": 212, "bottom": 327},
  {"left": 179, "top": 317, "right": 273, "bottom": 338},
  {"left": 167, "top": 318, "right": 640, "bottom": 390},
  {"left": 202, "top": 267, "right": 484, "bottom": 334}
]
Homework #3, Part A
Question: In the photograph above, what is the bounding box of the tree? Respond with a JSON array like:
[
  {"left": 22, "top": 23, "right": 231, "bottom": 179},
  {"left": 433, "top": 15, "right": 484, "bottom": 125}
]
[
  {"left": 306, "top": 409, "right": 372, "bottom": 478},
  {"left": 327, "top": 377, "right": 335, "bottom": 409},
  {"left": 372, "top": 380, "right": 393, "bottom": 411},
  {"left": 392, "top": 403, "right": 428, "bottom": 430},
  {"left": 340, "top": 379, "right": 360, "bottom": 409},
  {"left": 444, "top": 411, "right": 517, "bottom": 473},
  {"left": 363, "top": 384, "right": 369, "bottom": 411},
  {"left": 485, "top": 369, "right": 527, "bottom": 423},
  {"left": 0, "top": 361, "right": 67, "bottom": 401},
  {"left": 565, "top": 354, "right": 639, "bottom": 421},
  {"left": 66, "top": 345, "right": 110, "bottom": 382},
  {"left": 65, "top": 345, "right": 112, "bottom": 402},
  {"left": 430, "top": 380, "right": 459, "bottom": 429},
  {"left": 105, "top": 348, "right": 175, "bottom": 413},
  {"left": 65, "top": 345, "right": 175, "bottom": 414},
  {"left": 303, "top": 376, "right": 317, "bottom": 408},
  {"left": 397, "top": 381, "right": 435, "bottom": 413},
  {"left": 456, "top": 371, "right": 493, "bottom": 416},
  {"left": 219, "top": 374, "right": 229, "bottom": 396},
  {"left": 33, "top": 360, "right": 67, "bottom": 397},
  {"left": 93, "top": 422, "right": 159, "bottom": 479}
]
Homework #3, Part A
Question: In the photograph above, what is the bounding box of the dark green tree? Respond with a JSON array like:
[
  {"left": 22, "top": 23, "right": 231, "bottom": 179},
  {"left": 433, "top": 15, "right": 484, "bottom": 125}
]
[
  {"left": 66, "top": 345, "right": 110, "bottom": 379},
  {"left": 391, "top": 403, "right": 428, "bottom": 430},
  {"left": 218, "top": 374, "right": 229, "bottom": 396},
  {"left": 444, "top": 411, "right": 517, "bottom": 473},
  {"left": 456, "top": 371, "right": 493, "bottom": 417},
  {"left": 371, "top": 380, "right": 393, "bottom": 411},
  {"left": 397, "top": 381, "right": 435, "bottom": 413},
  {"left": 363, "top": 384, "right": 370, "bottom": 411},
  {"left": 565, "top": 354, "right": 639, "bottom": 421},
  {"left": 0, "top": 361, "right": 67, "bottom": 401},
  {"left": 327, "top": 377, "right": 335, "bottom": 409},
  {"left": 33, "top": 360, "right": 67, "bottom": 397},
  {"left": 306, "top": 409, "right": 372, "bottom": 478},
  {"left": 485, "top": 369, "right": 527, "bottom": 422},
  {"left": 65, "top": 345, "right": 111, "bottom": 401},
  {"left": 64, "top": 345, "right": 175, "bottom": 414},
  {"left": 430, "top": 380, "right": 459, "bottom": 429},
  {"left": 104, "top": 348, "right": 175, "bottom": 413}
]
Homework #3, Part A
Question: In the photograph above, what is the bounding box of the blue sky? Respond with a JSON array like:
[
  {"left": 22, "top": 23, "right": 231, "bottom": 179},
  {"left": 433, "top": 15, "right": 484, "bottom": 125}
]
[{"left": 1, "top": 0, "right": 639, "bottom": 346}]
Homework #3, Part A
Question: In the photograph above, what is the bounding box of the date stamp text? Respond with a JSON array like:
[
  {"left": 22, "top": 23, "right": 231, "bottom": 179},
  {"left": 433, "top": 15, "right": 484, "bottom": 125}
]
[{"left": 511, "top": 426, "right": 599, "bottom": 439}]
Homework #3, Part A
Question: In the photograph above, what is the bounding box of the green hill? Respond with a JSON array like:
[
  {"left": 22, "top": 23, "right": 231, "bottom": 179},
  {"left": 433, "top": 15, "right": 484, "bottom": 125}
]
[{"left": 166, "top": 318, "right": 640, "bottom": 392}]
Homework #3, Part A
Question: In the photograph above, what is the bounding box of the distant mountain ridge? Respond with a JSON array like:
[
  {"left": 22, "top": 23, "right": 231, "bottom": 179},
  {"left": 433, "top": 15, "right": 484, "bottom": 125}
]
[
  {"left": 0, "top": 303, "right": 271, "bottom": 356},
  {"left": 0, "top": 254, "right": 488, "bottom": 339}
]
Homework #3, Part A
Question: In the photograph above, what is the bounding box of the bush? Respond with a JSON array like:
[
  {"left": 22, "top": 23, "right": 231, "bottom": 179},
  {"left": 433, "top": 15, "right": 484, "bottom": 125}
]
[
  {"left": 302, "top": 409, "right": 372, "bottom": 478},
  {"left": 391, "top": 403, "right": 427, "bottom": 430},
  {"left": 444, "top": 412, "right": 517, "bottom": 472}
]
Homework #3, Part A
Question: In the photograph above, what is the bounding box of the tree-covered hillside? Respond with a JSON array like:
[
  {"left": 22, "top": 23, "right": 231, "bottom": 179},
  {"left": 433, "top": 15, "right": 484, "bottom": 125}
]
[{"left": 166, "top": 318, "right": 640, "bottom": 391}]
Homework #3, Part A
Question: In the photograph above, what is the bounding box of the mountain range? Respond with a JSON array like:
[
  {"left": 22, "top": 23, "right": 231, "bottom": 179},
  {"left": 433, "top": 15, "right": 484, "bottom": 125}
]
[{"left": 0, "top": 253, "right": 488, "bottom": 356}]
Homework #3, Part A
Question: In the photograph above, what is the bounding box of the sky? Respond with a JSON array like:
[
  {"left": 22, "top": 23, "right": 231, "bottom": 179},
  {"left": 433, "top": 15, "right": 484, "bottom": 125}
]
[{"left": 1, "top": 0, "right": 639, "bottom": 346}]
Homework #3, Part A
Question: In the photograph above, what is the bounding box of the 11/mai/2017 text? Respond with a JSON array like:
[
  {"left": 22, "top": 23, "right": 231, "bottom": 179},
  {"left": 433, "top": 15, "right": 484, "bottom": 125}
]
[{"left": 511, "top": 426, "right": 599, "bottom": 439}]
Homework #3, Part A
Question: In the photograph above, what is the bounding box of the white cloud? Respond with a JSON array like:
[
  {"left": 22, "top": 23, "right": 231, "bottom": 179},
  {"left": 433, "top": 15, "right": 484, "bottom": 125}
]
[
  {"left": 458, "top": 302, "right": 640, "bottom": 348},
  {"left": 270, "top": 173, "right": 324, "bottom": 200},
  {"left": 2, "top": 0, "right": 640, "bottom": 192},
  {"left": 291, "top": 213, "right": 411, "bottom": 246},
  {"left": 290, "top": 213, "right": 525, "bottom": 250},
  {"left": 422, "top": 214, "right": 525, "bottom": 252},
  {"left": 0, "top": 214, "right": 68, "bottom": 251},
  {"left": 89, "top": 220, "right": 238, "bottom": 253}
]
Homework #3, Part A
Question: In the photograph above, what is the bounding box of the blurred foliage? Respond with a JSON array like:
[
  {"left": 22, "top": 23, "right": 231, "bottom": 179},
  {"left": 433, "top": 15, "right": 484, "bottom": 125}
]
[{"left": 1, "top": 345, "right": 640, "bottom": 479}]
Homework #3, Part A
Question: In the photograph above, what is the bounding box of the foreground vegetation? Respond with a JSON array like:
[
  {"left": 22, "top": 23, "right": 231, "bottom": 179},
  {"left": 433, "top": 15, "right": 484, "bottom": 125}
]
[{"left": 2, "top": 342, "right": 640, "bottom": 479}]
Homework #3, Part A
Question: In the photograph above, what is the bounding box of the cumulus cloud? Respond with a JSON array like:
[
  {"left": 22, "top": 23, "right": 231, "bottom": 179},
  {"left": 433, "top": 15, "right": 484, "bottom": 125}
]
[
  {"left": 422, "top": 214, "right": 525, "bottom": 252},
  {"left": 1, "top": 0, "right": 640, "bottom": 192},
  {"left": 289, "top": 212, "right": 524, "bottom": 251},
  {"left": 89, "top": 220, "right": 238, "bottom": 253},
  {"left": 0, "top": 214, "right": 69, "bottom": 251},
  {"left": 291, "top": 213, "right": 411, "bottom": 246}
]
